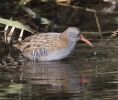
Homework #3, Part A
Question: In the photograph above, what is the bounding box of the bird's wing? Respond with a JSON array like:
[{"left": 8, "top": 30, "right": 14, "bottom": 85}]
[
  {"left": 13, "top": 33, "right": 58, "bottom": 50},
  {"left": 14, "top": 33, "right": 68, "bottom": 57}
]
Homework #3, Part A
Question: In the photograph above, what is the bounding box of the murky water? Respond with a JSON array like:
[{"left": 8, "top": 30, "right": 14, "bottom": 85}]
[{"left": 0, "top": 37, "right": 118, "bottom": 100}]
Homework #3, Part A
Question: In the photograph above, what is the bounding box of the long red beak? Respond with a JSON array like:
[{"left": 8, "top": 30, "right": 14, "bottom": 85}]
[{"left": 79, "top": 34, "right": 93, "bottom": 47}]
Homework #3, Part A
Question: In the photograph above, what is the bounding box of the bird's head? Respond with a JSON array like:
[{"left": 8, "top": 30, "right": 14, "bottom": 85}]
[{"left": 63, "top": 27, "right": 93, "bottom": 47}]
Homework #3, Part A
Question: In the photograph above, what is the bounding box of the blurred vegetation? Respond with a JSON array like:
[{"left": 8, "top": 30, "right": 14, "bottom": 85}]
[{"left": 0, "top": 0, "right": 117, "bottom": 32}]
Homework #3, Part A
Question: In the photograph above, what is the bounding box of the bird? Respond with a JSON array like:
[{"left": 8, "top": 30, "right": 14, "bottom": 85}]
[{"left": 13, "top": 27, "right": 93, "bottom": 61}]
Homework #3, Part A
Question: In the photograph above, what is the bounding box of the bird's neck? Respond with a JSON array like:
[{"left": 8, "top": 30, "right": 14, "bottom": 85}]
[{"left": 61, "top": 33, "right": 76, "bottom": 49}]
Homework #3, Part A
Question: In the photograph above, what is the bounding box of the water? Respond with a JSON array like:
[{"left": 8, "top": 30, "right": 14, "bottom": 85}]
[{"left": 0, "top": 37, "right": 118, "bottom": 100}]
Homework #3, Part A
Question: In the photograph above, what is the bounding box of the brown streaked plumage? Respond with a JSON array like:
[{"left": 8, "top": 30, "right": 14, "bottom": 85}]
[{"left": 13, "top": 27, "right": 93, "bottom": 61}]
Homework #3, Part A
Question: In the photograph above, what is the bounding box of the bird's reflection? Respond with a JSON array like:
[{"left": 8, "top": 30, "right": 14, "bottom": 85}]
[{"left": 22, "top": 61, "right": 81, "bottom": 93}]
